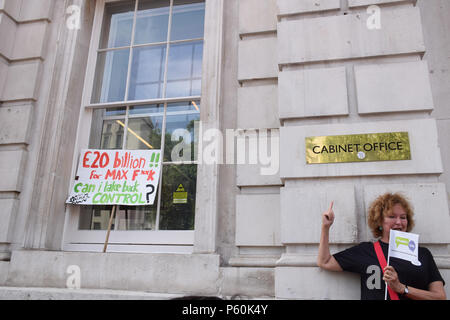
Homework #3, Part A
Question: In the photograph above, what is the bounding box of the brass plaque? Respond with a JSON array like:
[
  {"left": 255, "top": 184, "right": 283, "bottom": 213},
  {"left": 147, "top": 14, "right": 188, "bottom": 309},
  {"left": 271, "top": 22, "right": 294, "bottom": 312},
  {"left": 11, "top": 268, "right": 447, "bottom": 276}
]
[{"left": 306, "top": 132, "right": 411, "bottom": 164}]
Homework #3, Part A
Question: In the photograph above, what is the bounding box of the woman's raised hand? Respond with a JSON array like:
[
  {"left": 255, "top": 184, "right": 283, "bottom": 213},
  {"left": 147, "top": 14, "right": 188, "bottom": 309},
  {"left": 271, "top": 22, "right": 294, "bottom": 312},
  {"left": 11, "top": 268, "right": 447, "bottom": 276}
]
[{"left": 322, "top": 201, "right": 335, "bottom": 229}]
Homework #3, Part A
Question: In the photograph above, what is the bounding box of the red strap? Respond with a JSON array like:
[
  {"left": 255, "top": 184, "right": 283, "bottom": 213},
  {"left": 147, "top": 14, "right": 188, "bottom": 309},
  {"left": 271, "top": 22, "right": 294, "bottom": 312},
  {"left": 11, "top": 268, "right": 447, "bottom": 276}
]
[{"left": 373, "top": 241, "right": 399, "bottom": 300}]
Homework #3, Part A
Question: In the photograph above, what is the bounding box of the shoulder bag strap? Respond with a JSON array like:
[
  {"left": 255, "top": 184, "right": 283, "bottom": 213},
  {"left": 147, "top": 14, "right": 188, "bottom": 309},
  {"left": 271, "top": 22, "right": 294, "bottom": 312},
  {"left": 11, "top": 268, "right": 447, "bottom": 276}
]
[{"left": 373, "top": 241, "right": 399, "bottom": 300}]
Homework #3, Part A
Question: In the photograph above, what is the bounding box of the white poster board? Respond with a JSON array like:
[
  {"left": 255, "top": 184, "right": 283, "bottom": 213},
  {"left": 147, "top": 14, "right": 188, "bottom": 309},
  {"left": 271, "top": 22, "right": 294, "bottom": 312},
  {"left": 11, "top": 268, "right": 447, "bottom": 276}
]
[{"left": 66, "top": 149, "right": 162, "bottom": 206}]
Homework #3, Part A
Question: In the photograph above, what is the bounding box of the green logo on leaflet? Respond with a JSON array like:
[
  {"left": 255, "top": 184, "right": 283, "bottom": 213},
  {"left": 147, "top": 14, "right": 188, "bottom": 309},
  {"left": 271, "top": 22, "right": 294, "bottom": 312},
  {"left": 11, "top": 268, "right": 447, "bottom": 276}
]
[{"left": 395, "top": 236, "right": 416, "bottom": 252}]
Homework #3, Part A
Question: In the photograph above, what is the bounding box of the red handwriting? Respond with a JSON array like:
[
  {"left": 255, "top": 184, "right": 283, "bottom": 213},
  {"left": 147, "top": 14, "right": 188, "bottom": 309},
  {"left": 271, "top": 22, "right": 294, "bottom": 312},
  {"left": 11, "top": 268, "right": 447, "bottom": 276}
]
[
  {"left": 83, "top": 151, "right": 109, "bottom": 168},
  {"left": 132, "top": 169, "right": 156, "bottom": 181}
]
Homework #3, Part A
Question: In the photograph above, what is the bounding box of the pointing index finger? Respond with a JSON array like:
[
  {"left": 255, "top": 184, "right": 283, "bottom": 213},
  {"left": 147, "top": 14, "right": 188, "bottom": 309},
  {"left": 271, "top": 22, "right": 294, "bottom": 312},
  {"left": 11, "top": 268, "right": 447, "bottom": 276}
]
[{"left": 329, "top": 201, "right": 334, "bottom": 211}]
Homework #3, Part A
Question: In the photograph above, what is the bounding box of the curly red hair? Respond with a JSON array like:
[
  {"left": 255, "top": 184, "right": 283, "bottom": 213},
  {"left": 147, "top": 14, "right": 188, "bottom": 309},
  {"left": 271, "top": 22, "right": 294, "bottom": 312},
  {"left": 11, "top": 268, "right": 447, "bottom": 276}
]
[{"left": 367, "top": 192, "right": 415, "bottom": 238}]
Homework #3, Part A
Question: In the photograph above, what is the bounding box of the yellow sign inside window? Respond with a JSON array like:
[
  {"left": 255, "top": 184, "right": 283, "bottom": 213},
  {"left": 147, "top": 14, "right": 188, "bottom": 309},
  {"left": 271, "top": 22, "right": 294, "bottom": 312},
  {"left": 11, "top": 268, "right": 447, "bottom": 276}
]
[
  {"left": 305, "top": 132, "right": 411, "bottom": 164},
  {"left": 173, "top": 184, "right": 187, "bottom": 204}
]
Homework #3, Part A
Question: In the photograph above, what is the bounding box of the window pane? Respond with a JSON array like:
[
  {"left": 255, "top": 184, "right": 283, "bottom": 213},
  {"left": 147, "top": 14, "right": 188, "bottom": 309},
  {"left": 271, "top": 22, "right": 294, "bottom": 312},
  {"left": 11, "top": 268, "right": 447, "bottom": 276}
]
[
  {"left": 164, "top": 101, "right": 200, "bottom": 162},
  {"left": 79, "top": 205, "right": 114, "bottom": 230},
  {"left": 78, "top": 205, "right": 156, "bottom": 230},
  {"left": 105, "top": 107, "right": 127, "bottom": 117},
  {"left": 135, "top": 0, "right": 170, "bottom": 45},
  {"left": 128, "top": 45, "right": 166, "bottom": 100},
  {"left": 129, "top": 103, "right": 164, "bottom": 115},
  {"left": 101, "top": 119, "right": 125, "bottom": 149},
  {"left": 166, "top": 41, "right": 203, "bottom": 98},
  {"left": 166, "top": 100, "right": 199, "bottom": 113},
  {"left": 99, "top": 1, "right": 135, "bottom": 49},
  {"left": 171, "top": 1, "right": 205, "bottom": 41},
  {"left": 116, "top": 205, "right": 157, "bottom": 230},
  {"left": 92, "top": 49, "right": 130, "bottom": 103},
  {"left": 126, "top": 116, "right": 163, "bottom": 150},
  {"left": 159, "top": 164, "right": 197, "bottom": 230}
]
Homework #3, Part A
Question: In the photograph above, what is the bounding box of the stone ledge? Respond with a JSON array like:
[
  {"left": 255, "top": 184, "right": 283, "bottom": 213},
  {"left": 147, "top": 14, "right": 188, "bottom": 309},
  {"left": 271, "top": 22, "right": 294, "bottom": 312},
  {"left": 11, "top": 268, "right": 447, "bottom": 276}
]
[
  {"left": 229, "top": 256, "right": 280, "bottom": 267},
  {"left": 220, "top": 267, "right": 275, "bottom": 298},
  {"left": 348, "top": 0, "right": 416, "bottom": 8},
  {"left": 276, "top": 254, "right": 317, "bottom": 267},
  {"left": 0, "top": 286, "right": 185, "bottom": 300},
  {"left": 6, "top": 250, "right": 221, "bottom": 295},
  {"left": 0, "top": 286, "right": 275, "bottom": 300}
]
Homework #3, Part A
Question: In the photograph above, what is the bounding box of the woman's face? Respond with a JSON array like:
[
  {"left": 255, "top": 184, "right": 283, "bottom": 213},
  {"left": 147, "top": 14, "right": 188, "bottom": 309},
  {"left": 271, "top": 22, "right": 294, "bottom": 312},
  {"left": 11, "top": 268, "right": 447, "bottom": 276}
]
[{"left": 382, "top": 203, "right": 408, "bottom": 239}]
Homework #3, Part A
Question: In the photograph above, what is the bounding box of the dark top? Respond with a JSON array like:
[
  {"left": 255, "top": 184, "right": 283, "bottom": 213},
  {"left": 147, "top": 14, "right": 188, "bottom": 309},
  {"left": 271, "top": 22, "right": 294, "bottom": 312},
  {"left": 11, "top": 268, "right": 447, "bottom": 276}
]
[{"left": 333, "top": 240, "right": 445, "bottom": 300}]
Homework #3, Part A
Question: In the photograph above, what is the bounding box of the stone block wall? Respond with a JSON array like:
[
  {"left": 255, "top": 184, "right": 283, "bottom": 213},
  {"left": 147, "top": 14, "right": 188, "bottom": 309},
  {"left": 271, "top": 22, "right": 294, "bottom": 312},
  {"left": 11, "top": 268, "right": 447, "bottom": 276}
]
[
  {"left": 0, "top": 0, "right": 94, "bottom": 259},
  {"left": 0, "top": 0, "right": 448, "bottom": 300},
  {"left": 235, "top": 0, "right": 450, "bottom": 299},
  {"left": 0, "top": 0, "right": 53, "bottom": 260}
]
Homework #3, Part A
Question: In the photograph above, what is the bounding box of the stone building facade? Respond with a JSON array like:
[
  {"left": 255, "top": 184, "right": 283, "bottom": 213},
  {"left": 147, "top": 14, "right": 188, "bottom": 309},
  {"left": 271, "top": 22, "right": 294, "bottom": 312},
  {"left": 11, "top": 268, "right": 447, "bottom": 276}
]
[{"left": 0, "top": 0, "right": 449, "bottom": 299}]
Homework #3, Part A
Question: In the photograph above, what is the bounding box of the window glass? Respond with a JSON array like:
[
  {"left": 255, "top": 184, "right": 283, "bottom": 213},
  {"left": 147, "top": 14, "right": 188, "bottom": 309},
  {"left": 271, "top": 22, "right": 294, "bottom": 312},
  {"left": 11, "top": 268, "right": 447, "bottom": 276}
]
[
  {"left": 170, "top": 1, "right": 205, "bottom": 41},
  {"left": 128, "top": 45, "right": 166, "bottom": 100},
  {"left": 79, "top": 205, "right": 114, "bottom": 230},
  {"left": 100, "top": 119, "right": 125, "bottom": 149},
  {"left": 92, "top": 49, "right": 130, "bottom": 103},
  {"left": 164, "top": 101, "right": 200, "bottom": 161},
  {"left": 78, "top": 205, "right": 157, "bottom": 230},
  {"left": 135, "top": 0, "right": 170, "bottom": 45},
  {"left": 129, "top": 104, "right": 164, "bottom": 115},
  {"left": 158, "top": 164, "right": 197, "bottom": 230},
  {"left": 126, "top": 116, "right": 163, "bottom": 150},
  {"left": 99, "top": 1, "right": 135, "bottom": 49},
  {"left": 80, "top": 1, "right": 205, "bottom": 234},
  {"left": 166, "top": 41, "right": 203, "bottom": 98},
  {"left": 105, "top": 107, "right": 127, "bottom": 116},
  {"left": 116, "top": 205, "right": 157, "bottom": 230}
]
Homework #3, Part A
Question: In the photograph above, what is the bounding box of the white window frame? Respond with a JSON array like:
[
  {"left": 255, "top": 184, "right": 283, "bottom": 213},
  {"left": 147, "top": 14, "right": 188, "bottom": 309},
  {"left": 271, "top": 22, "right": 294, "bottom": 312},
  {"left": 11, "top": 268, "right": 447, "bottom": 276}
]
[{"left": 62, "top": 0, "right": 223, "bottom": 254}]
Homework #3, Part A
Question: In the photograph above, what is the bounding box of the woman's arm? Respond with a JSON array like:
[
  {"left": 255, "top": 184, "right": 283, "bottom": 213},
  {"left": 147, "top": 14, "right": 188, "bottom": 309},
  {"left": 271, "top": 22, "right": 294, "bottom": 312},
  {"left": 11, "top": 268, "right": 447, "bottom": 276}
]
[
  {"left": 383, "top": 266, "right": 446, "bottom": 300},
  {"left": 317, "top": 201, "right": 343, "bottom": 272}
]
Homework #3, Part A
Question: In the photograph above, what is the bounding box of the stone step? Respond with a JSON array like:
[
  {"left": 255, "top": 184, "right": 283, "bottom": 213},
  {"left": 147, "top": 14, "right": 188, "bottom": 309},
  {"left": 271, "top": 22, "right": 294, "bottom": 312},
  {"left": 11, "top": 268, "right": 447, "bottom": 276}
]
[{"left": 0, "top": 286, "right": 185, "bottom": 300}]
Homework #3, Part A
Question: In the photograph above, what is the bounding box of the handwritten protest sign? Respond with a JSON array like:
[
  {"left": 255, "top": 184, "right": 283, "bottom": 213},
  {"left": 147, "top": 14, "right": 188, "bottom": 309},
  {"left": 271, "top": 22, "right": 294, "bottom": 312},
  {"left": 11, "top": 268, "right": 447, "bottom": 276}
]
[{"left": 66, "top": 149, "right": 162, "bottom": 206}]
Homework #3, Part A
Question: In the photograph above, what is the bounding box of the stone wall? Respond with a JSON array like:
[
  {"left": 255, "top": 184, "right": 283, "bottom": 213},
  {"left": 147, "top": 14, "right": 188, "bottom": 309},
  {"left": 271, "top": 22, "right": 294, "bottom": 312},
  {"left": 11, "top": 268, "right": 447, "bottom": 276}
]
[
  {"left": 234, "top": 0, "right": 450, "bottom": 299},
  {"left": 0, "top": 0, "right": 449, "bottom": 299},
  {"left": 0, "top": 0, "right": 95, "bottom": 259},
  {"left": 0, "top": 0, "right": 54, "bottom": 260}
]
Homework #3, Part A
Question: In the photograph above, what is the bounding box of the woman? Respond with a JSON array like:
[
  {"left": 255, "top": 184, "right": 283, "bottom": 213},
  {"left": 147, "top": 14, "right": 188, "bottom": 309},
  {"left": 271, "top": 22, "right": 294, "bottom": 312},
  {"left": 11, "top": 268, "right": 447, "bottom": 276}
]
[{"left": 317, "top": 192, "right": 446, "bottom": 300}]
